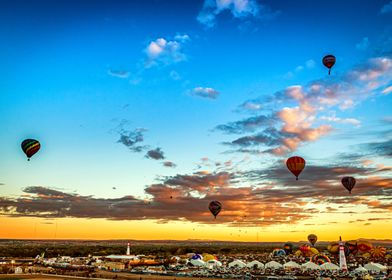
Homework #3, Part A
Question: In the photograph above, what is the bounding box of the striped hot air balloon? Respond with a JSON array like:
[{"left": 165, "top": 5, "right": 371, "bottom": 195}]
[
  {"left": 370, "top": 246, "right": 386, "bottom": 258},
  {"left": 21, "top": 139, "right": 41, "bottom": 161},
  {"left": 286, "top": 156, "right": 306, "bottom": 180},
  {"left": 341, "top": 177, "right": 356, "bottom": 194}
]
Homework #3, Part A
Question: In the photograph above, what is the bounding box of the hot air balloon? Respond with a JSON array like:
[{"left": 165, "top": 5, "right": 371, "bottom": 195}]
[
  {"left": 345, "top": 240, "right": 358, "bottom": 255},
  {"left": 311, "top": 254, "right": 331, "bottom": 265},
  {"left": 357, "top": 240, "right": 373, "bottom": 254},
  {"left": 322, "top": 54, "right": 336, "bottom": 75},
  {"left": 370, "top": 246, "right": 386, "bottom": 258},
  {"left": 283, "top": 243, "right": 294, "bottom": 254},
  {"left": 286, "top": 156, "right": 306, "bottom": 180},
  {"left": 308, "top": 234, "right": 318, "bottom": 246},
  {"left": 341, "top": 177, "right": 356, "bottom": 194},
  {"left": 208, "top": 201, "right": 222, "bottom": 219},
  {"left": 272, "top": 249, "right": 286, "bottom": 257},
  {"left": 21, "top": 139, "right": 41, "bottom": 161}
]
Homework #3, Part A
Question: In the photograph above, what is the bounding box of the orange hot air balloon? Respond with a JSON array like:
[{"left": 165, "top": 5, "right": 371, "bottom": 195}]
[
  {"left": 322, "top": 54, "right": 336, "bottom": 75},
  {"left": 370, "top": 246, "right": 386, "bottom": 258},
  {"left": 286, "top": 156, "right": 306, "bottom": 180}
]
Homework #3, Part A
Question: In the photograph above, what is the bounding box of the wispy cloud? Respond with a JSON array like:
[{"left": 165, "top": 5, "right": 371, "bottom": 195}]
[
  {"left": 144, "top": 35, "right": 189, "bottom": 68},
  {"left": 117, "top": 128, "right": 148, "bottom": 153},
  {"left": 380, "top": 1, "right": 392, "bottom": 14},
  {"left": 197, "top": 0, "right": 277, "bottom": 28},
  {"left": 145, "top": 148, "right": 165, "bottom": 160},
  {"left": 191, "top": 87, "right": 220, "bottom": 99},
  {"left": 107, "top": 69, "right": 130, "bottom": 79},
  {"left": 285, "top": 59, "right": 316, "bottom": 79},
  {"left": 356, "top": 37, "right": 370, "bottom": 51},
  {"left": 217, "top": 56, "right": 392, "bottom": 155},
  {"left": 163, "top": 161, "right": 177, "bottom": 168}
]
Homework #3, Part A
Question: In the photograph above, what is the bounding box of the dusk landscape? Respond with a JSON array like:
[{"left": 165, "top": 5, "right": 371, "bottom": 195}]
[{"left": 0, "top": 0, "right": 391, "bottom": 279}]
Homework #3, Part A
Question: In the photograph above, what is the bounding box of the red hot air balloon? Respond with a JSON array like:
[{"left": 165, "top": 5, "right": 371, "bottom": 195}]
[
  {"left": 21, "top": 139, "right": 41, "bottom": 161},
  {"left": 341, "top": 177, "right": 356, "bottom": 194},
  {"left": 208, "top": 201, "right": 222, "bottom": 219},
  {"left": 286, "top": 156, "right": 306, "bottom": 180},
  {"left": 322, "top": 55, "right": 336, "bottom": 75}
]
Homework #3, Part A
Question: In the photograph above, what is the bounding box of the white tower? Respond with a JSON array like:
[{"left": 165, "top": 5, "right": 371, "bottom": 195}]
[
  {"left": 339, "top": 236, "right": 348, "bottom": 271},
  {"left": 126, "top": 242, "right": 130, "bottom": 255}
]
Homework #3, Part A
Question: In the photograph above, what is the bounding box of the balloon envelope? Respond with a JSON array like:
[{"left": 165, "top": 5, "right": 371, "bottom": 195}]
[
  {"left": 308, "top": 234, "right": 318, "bottom": 246},
  {"left": 341, "top": 177, "right": 356, "bottom": 193},
  {"left": 322, "top": 55, "right": 336, "bottom": 74},
  {"left": 21, "top": 139, "right": 40, "bottom": 160},
  {"left": 208, "top": 200, "right": 222, "bottom": 218},
  {"left": 286, "top": 156, "right": 306, "bottom": 180}
]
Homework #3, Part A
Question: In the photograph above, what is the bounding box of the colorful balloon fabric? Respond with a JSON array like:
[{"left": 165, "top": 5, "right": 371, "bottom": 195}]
[
  {"left": 327, "top": 243, "right": 350, "bottom": 256},
  {"left": 298, "top": 244, "right": 318, "bottom": 257},
  {"left": 307, "top": 234, "right": 318, "bottom": 246},
  {"left": 341, "top": 177, "right": 356, "bottom": 194},
  {"left": 21, "top": 139, "right": 41, "bottom": 161},
  {"left": 322, "top": 54, "right": 336, "bottom": 75},
  {"left": 311, "top": 254, "right": 331, "bottom": 265},
  {"left": 272, "top": 249, "right": 286, "bottom": 257},
  {"left": 286, "top": 156, "right": 306, "bottom": 180},
  {"left": 357, "top": 240, "right": 373, "bottom": 253},
  {"left": 345, "top": 240, "right": 358, "bottom": 255},
  {"left": 202, "top": 254, "right": 216, "bottom": 262},
  {"left": 370, "top": 246, "right": 386, "bottom": 258},
  {"left": 283, "top": 243, "right": 293, "bottom": 254},
  {"left": 208, "top": 200, "right": 222, "bottom": 219},
  {"left": 191, "top": 254, "right": 202, "bottom": 260}
]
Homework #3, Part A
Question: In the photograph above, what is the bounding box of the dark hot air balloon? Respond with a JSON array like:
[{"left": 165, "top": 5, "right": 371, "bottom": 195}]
[
  {"left": 322, "top": 55, "right": 336, "bottom": 75},
  {"left": 308, "top": 234, "right": 318, "bottom": 246},
  {"left": 286, "top": 156, "right": 306, "bottom": 180},
  {"left": 208, "top": 200, "right": 222, "bottom": 219},
  {"left": 341, "top": 177, "right": 356, "bottom": 194},
  {"left": 21, "top": 139, "right": 41, "bottom": 161}
]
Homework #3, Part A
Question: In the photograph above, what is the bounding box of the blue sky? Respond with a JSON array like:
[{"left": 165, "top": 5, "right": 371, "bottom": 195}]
[{"left": 0, "top": 0, "right": 391, "bottom": 240}]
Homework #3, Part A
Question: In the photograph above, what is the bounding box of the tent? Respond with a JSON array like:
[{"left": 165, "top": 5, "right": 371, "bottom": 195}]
[
  {"left": 283, "top": 261, "right": 301, "bottom": 269},
  {"left": 228, "top": 260, "right": 246, "bottom": 268},
  {"left": 190, "top": 259, "right": 205, "bottom": 267},
  {"left": 265, "top": 261, "right": 283, "bottom": 269},
  {"left": 301, "top": 261, "right": 321, "bottom": 270},
  {"left": 320, "top": 262, "right": 339, "bottom": 270},
  {"left": 247, "top": 260, "right": 264, "bottom": 269},
  {"left": 364, "top": 262, "right": 387, "bottom": 272},
  {"left": 354, "top": 266, "right": 368, "bottom": 274}
]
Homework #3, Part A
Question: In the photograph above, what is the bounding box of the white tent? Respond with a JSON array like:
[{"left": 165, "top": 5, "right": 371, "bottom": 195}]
[
  {"left": 301, "top": 261, "right": 321, "bottom": 270},
  {"left": 206, "top": 259, "right": 222, "bottom": 268},
  {"left": 364, "top": 262, "right": 387, "bottom": 272},
  {"left": 320, "top": 262, "right": 339, "bottom": 270},
  {"left": 228, "top": 260, "right": 247, "bottom": 268},
  {"left": 247, "top": 260, "right": 264, "bottom": 269},
  {"left": 283, "top": 261, "right": 301, "bottom": 269},
  {"left": 354, "top": 266, "right": 368, "bottom": 273},
  {"left": 265, "top": 261, "right": 283, "bottom": 269},
  {"left": 190, "top": 259, "right": 205, "bottom": 267}
]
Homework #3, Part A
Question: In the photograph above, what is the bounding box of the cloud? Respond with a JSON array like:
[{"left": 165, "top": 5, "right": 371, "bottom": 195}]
[
  {"left": 217, "top": 56, "right": 392, "bottom": 155},
  {"left": 239, "top": 100, "right": 263, "bottom": 111},
  {"left": 107, "top": 69, "right": 130, "bottom": 79},
  {"left": 319, "top": 115, "right": 361, "bottom": 127},
  {"left": 382, "top": 85, "right": 392, "bottom": 94},
  {"left": 215, "top": 115, "right": 274, "bottom": 134},
  {"left": 163, "top": 161, "right": 177, "bottom": 168},
  {"left": 144, "top": 35, "right": 189, "bottom": 68},
  {"left": 197, "top": 0, "right": 276, "bottom": 28},
  {"left": 285, "top": 59, "right": 316, "bottom": 79},
  {"left": 380, "top": 1, "right": 392, "bottom": 14},
  {"left": 0, "top": 158, "right": 391, "bottom": 226},
  {"left": 356, "top": 37, "right": 370, "bottom": 51},
  {"left": 117, "top": 128, "right": 148, "bottom": 153},
  {"left": 362, "top": 139, "right": 392, "bottom": 157},
  {"left": 191, "top": 87, "right": 220, "bottom": 99},
  {"left": 145, "top": 148, "right": 165, "bottom": 160},
  {"left": 169, "top": 70, "right": 181, "bottom": 80}
]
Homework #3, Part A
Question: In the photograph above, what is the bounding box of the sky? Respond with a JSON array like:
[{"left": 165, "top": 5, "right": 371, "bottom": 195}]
[{"left": 0, "top": 0, "right": 391, "bottom": 242}]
